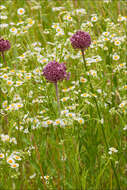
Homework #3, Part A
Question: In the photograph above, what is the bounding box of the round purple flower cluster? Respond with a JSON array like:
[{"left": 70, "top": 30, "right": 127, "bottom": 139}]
[
  {"left": 43, "top": 61, "right": 70, "bottom": 83},
  {"left": 70, "top": 31, "right": 91, "bottom": 50},
  {"left": 0, "top": 38, "right": 11, "bottom": 52}
]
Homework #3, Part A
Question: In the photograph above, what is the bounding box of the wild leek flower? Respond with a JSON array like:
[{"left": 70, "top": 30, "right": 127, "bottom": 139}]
[
  {"left": 0, "top": 38, "right": 11, "bottom": 64},
  {"left": 70, "top": 30, "right": 91, "bottom": 50},
  {"left": 42, "top": 60, "right": 70, "bottom": 115}
]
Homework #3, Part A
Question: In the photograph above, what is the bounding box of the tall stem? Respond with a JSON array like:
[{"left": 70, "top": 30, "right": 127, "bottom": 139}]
[
  {"left": 55, "top": 82, "right": 61, "bottom": 116},
  {"left": 81, "top": 49, "right": 121, "bottom": 190},
  {"left": 2, "top": 52, "right": 6, "bottom": 65}
]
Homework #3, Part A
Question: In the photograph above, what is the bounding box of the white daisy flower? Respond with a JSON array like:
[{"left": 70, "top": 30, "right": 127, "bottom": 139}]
[
  {"left": 7, "top": 157, "right": 15, "bottom": 165},
  {"left": 0, "top": 153, "right": 4, "bottom": 159},
  {"left": 108, "top": 147, "right": 118, "bottom": 155},
  {"left": 91, "top": 15, "right": 98, "bottom": 22},
  {"left": 10, "top": 27, "right": 17, "bottom": 34},
  {"left": 10, "top": 163, "right": 19, "bottom": 168},
  {"left": 17, "top": 8, "right": 25, "bottom": 15},
  {"left": 81, "top": 93, "right": 89, "bottom": 98},
  {"left": 113, "top": 54, "right": 120, "bottom": 61}
]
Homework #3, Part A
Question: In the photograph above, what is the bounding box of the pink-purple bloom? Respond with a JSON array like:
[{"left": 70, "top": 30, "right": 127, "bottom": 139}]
[
  {"left": 70, "top": 31, "right": 91, "bottom": 50},
  {"left": 0, "top": 38, "right": 11, "bottom": 52},
  {"left": 43, "top": 61, "right": 70, "bottom": 83}
]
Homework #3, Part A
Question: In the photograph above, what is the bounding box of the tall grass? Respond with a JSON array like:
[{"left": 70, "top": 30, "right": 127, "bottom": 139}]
[{"left": 0, "top": 0, "right": 127, "bottom": 189}]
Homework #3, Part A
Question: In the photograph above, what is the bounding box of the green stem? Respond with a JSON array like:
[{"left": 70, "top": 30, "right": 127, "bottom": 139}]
[
  {"left": 81, "top": 49, "right": 121, "bottom": 190},
  {"left": 2, "top": 52, "right": 6, "bottom": 65},
  {"left": 54, "top": 82, "right": 61, "bottom": 116}
]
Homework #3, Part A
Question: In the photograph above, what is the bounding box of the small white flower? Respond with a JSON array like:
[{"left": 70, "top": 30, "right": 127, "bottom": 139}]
[
  {"left": 15, "top": 81, "right": 24, "bottom": 87},
  {"left": 13, "top": 155, "right": 21, "bottom": 160},
  {"left": 7, "top": 80, "right": 14, "bottom": 86},
  {"left": 118, "top": 15, "right": 125, "bottom": 22},
  {"left": 13, "top": 94, "right": 21, "bottom": 102},
  {"left": 0, "top": 23, "right": 8, "bottom": 28},
  {"left": 66, "top": 112, "right": 76, "bottom": 118},
  {"left": 46, "top": 120, "right": 53, "bottom": 125},
  {"left": 114, "top": 40, "right": 121, "bottom": 46},
  {"left": 61, "top": 97, "right": 69, "bottom": 102},
  {"left": 34, "top": 47, "right": 42, "bottom": 52},
  {"left": 10, "top": 27, "right": 17, "bottom": 34},
  {"left": 52, "top": 23, "right": 60, "bottom": 29},
  {"left": 7, "top": 157, "right": 15, "bottom": 165},
  {"left": 1, "top": 134, "right": 10, "bottom": 142},
  {"left": 44, "top": 175, "right": 49, "bottom": 180},
  {"left": 10, "top": 163, "right": 19, "bottom": 168},
  {"left": 56, "top": 30, "right": 64, "bottom": 36},
  {"left": 54, "top": 119, "right": 65, "bottom": 126},
  {"left": 2, "top": 74, "right": 8, "bottom": 80},
  {"left": 113, "top": 54, "right": 120, "bottom": 61},
  {"left": 24, "top": 128, "right": 29, "bottom": 133},
  {"left": 38, "top": 58, "right": 48, "bottom": 64},
  {"left": 61, "top": 109, "right": 69, "bottom": 115},
  {"left": 101, "top": 118, "right": 104, "bottom": 124},
  {"left": 52, "top": 7, "right": 64, "bottom": 11},
  {"left": 80, "top": 77, "right": 87, "bottom": 83},
  {"left": 0, "top": 153, "right": 4, "bottom": 159},
  {"left": 97, "top": 89, "right": 102, "bottom": 94},
  {"left": 42, "top": 121, "right": 48, "bottom": 128},
  {"left": 119, "top": 101, "right": 126, "bottom": 108},
  {"left": 123, "top": 125, "right": 127, "bottom": 131},
  {"left": 27, "top": 18, "right": 35, "bottom": 26},
  {"left": 10, "top": 137, "right": 17, "bottom": 144},
  {"left": 30, "top": 173, "right": 36, "bottom": 179},
  {"left": 102, "top": 32, "right": 110, "bottom": 36},
  {"left": 15, "top": 103, "right": 23, "bottom": 110},
  {"left": 81, "top": 93, "right": 89, "bottom": 98},
  {"left": 2, "top": 100, "right": 8, "bottom": 108},
  {"left": 33, "top": 68, "right": 41, "bottom": 75},
  {"left": 108, "top": 147, "right": 118, "bottom": 155},
  {"left": 89, "top": 70, "right": 97, "bottom": 77},
  {"left": 103, "top": 37, "right": 110, "bottom": 42},
  {"left": 91, "top": 15, "right": 98, "bottom": 22},
  {"left": 0, "top": 15, "right": 8, "bottom": 20},
  {"left": 0, "top": 5, "right": 6, "bottom": 9},
  {"left": 77, "top": 118, "right": 84, "bottom": 124},
  {"left": 17, "top": 8, "right": 25, "bottom": 15},
  {"left": 66, "top": 15, "right": 72, "bottom": 21}
]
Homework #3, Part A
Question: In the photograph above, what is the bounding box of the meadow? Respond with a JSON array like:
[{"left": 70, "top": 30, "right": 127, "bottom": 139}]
[{"left": 0, "top": 0, "right": 127, "bottom": 189}]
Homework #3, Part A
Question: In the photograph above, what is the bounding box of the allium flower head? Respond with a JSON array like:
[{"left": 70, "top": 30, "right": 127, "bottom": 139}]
[
  {"left": 0, "top": 38, "right": 11, "bottom": 52},
  {"left": 43, "top": 61, "right": 70, "bottom": 83},
  {"left": 70, "top": 30, "right": 91, "bottom": 50}
]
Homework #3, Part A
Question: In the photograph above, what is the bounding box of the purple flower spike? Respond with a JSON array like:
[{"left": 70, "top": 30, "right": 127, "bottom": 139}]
[
  {"left": 0, "top": 38, "right": 11, "bottom": 52},
  {"left": 70, "top": 31, "right": 91, "bottom": 50},
  {"left": 43, "top": 61, "right": 69, "bottom": 83}
]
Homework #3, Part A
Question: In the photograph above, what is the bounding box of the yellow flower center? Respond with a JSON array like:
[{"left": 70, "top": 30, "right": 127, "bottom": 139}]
[
  {"left": 0, "top": 154, "right": 4, "bottom": 158},
  {"left": 12, "top": 164, "right": 17, "bottom": 167},
  {"left": 15, "top": 156, "right": 20, "bottom": 159},
  {"left": 19, "top": 10, "right": 23, "bottom": 13},
  {"left": 8, "top": 160, "right": 13, "bottom": 163}
]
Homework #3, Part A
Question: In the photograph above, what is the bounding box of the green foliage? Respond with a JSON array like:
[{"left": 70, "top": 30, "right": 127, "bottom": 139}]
[{"left": 0, "top": 0, "right": 127, "bottom": 190}]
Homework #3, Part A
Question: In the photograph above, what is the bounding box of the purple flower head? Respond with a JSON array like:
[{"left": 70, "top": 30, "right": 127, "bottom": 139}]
[
  {"left": 70, "top": 31, "right": 91, "bottom": 50},
  {"left": 0, "top": 38, "right": 11, "bottom": 52},
  {"left": 43, "top": 61, "right": 70, "bottom": 83}
]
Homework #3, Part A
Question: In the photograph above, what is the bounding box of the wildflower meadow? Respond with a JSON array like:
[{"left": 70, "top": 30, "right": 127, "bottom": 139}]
[{"left": 0, "top": 0, "right": 127, "bottom": 189}]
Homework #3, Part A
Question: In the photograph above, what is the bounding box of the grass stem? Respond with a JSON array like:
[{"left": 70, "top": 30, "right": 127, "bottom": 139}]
[{"left": 81, "top": 49, "right": 121, "bottom": 190}]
